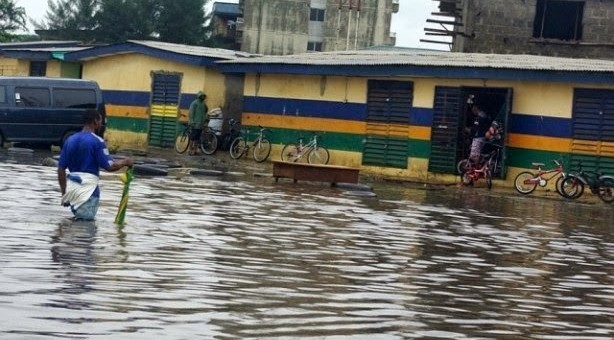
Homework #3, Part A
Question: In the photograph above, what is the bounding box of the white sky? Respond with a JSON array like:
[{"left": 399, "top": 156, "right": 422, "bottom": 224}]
[{"left": 17, "top": 0, "right": 448, "bottom": 50}]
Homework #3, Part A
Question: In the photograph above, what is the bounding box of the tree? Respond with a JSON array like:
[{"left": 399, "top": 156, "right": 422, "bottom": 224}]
[
  {"left": 0, "top": 0, "right": 26, "bottom": 42},
  {"left": 95, "top": 0, "right": 159, "bottom": 42},
  {"left": 34, "top": 0, "right": 217, "bottom": 46},
  {"left": 32, "top": 0, "right": 98, "bottom": 41},
  {"left": 156, "top": 0, "right": 207, "bottom": 45}
]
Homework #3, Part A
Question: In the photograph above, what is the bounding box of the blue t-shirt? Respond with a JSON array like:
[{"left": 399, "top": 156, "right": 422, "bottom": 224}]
[{"left": 58, "top": 131, "right": 113, "bottom": 197}]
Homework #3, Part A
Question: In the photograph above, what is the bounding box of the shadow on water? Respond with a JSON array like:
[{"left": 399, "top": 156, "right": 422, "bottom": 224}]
[{"left": 0, "top": 149, "right": 612, "bottom": 339}]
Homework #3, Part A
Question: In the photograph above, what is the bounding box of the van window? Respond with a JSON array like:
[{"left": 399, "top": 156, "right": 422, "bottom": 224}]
[
  {"left": 53, "top": 89, "right": 97, "bottom": 109},
  {"left": 15, "top": 87, "right": 50, "bottom": 107}
]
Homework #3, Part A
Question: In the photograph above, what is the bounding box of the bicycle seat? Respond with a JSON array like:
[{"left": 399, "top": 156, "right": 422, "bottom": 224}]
[{"left": 532, "top": 162, "right": 545, "bottom": 167}]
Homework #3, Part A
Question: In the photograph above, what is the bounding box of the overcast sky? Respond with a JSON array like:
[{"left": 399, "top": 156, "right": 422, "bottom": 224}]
[{"left": 17, "top": 0, "right": 447, "bottom": 50}]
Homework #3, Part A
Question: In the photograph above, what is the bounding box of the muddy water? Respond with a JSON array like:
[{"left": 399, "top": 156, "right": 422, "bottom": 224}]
[{"left": 0, "top": 150, "right": 612, "bottom": 339}]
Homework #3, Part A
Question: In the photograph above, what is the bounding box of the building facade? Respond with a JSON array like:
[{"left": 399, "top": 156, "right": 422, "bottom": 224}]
[
  {"left": 427, "top": 0, "right": 614, "bottom": 59},
  {"left": 238, "top": 0, "right": 398, "bottom": 55},
  {"left": 63, "top": 41, "right": 246, "bottom": 150},
  {"left": 218, "top": 51, "right": 614, "bottom": 185}
]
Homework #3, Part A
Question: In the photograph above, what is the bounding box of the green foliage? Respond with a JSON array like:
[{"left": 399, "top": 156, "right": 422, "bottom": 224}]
[
  {"left": 0, "top": 0, "right": 26, "bottom": 42},
  {"left": 95, "top": 0, "right": 159, "bottom": 42},
  {"left": 156, "top": 0, "right": 206, "bottom": 45},
  {"left": 35, "top": 0, "right": 217, "bottom": 46}
]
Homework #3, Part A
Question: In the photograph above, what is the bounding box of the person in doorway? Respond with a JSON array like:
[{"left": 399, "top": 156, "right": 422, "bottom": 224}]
[
  {"left": 58, "top": 109, "right": 133, "bottom": 221},
  {"left": 468, "top": 102, "right": 491, "bottom": 164},
  {"left": 482, "top": 120, "right": 503, "bottom": 154},
  {"left": 485, "top": 120, "right": 502, "bottom": 142},
  {"left": 188, "top": 91, "right": 208, "bottom": 155}
]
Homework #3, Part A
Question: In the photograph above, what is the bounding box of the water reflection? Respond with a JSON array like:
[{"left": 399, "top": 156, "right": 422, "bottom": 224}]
[
  {"left": 0, "top": 152, "right": 612, "bottom": 339},
  {"left": 49, "top": 221, "right": 97, "bottom": 308}
]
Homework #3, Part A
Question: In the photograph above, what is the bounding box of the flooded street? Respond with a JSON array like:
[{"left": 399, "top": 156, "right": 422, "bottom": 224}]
[{"left": 0, "top": 149, "right": 612, "bottom": 339}]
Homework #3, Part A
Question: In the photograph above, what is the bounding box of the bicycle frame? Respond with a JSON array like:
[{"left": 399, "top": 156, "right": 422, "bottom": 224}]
[
  {"left": 524, "top": 161, "right": 564, "bottom": 185},
  {"left": 294, "top": 135, "right": 319, "bottom": 158}
]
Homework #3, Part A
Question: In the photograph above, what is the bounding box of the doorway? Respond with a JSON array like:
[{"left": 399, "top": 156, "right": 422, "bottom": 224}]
[{"left": 429, "top": 86, "right": 512, "bottom": 177}]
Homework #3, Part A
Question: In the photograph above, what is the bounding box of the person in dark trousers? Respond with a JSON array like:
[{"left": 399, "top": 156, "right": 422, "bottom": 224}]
[
  {"left": 188, "top": 91, "right": 208, "bottom": 156},
  {"left": 468, "top": 103, "right": 491, "bottom": 164},
  {"left": 58, "top": 110, "right": 133, "bottom": 221}
]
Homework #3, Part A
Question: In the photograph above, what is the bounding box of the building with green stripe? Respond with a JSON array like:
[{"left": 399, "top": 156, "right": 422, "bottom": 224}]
[
  {"left": 62, "top": 41, "right": 614, "bottom": 186},
  {"left": 216, "top": 50, "right": 614, "bottom": 184},
  {"left": 64, "top": 40, "right": 248, "bottom": 149}
]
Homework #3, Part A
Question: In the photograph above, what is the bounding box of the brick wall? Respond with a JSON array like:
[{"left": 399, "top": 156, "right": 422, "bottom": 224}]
[{"left": 456, "top": 0, "right": 614, "bottom": 60}]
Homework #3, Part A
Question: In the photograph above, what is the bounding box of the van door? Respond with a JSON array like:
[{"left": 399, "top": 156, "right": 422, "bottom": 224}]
[
  {"left": 7, "top": 87, "right": 52, "bottom": 143},
  {"left": 52, "top": 87, "right": 98, "bottom": 142},
  {"left": 0, "top": 85, "right": 10, "bottom": 145}
]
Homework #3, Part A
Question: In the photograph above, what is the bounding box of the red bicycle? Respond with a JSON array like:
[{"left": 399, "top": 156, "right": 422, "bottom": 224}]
[
  {"left": 460, "top": 144, "right": 502, "bottom": 189},
  {"left": 513, "top": 160, "right": 567, "bottom": 196},
  {"left": 461, "top": 151, "right": 498, "bottom": 189}
]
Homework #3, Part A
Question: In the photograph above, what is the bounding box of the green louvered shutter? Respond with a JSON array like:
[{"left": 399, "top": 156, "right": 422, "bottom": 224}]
[
  {"left": 149, "top": 72, "right": 182, "bottom": 147},
  {"left": 362, "top": 80, "right": 413, "bottom": 169},
  {"left": 570, "top": 89, "right": 614, "bottom": 174},
  {"left": 428, "top": 86, "right": 462, "bottom": 173}
]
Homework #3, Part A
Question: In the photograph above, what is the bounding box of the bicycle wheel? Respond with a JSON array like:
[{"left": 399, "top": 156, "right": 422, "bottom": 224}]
[
  {"left": 554, "top": 175, "right": 566, "bottom": 197},
  {"left": 252, "top": 138, "right": 272, "bottom": 163},
  {"left": 229, "top": 137, "right": 247, "bottom": 159},
  {"left": 485, "top": 168, "right": 493, "bottom": 190},
  {"left": 200, "top": 131, "right": 218, "bottom": 155},
  {"left": 514, "top": 171, "right": 538, "bottom": 194},
  {"left": 457, "top": 159, "right": 470, "bottom": 175},
  {"left": 308, "top": 146, "right": 330, "bottom": 165},
  {"left": 560, "top": 175, "right": 584, "bottom": 199},
  {"left": 281, "top": 143, "right": 300, "bottom": 162},
  {"left": 175, "top": 131, "right": 190, "bottom": 154},
  {"left": 461, "top": 171, "right": 474, "bottom": 186},
  {"left": 597, "top": 177, "right": 614, "bottom": 203}
]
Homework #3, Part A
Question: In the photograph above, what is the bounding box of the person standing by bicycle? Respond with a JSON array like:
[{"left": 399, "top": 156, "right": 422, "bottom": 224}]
[
  {"left": 468, "top": 102, "right": 491, "bottom": 164},
  {"left": 188, "top": 91, "right": 208, "bottom": 156}
]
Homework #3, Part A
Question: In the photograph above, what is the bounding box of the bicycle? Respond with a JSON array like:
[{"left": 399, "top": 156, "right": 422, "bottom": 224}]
[
  {"left": 229, "top": 125, "right": 272, "bottom": 162},
  {"left": 559, "top": 162, "right": 614, "bottom": 203},
  {"left": 514, "top": 160, "right": 567, "bottom": 196},
  {"left": 457, "top": 142, "right": 502, "bottom": 176},
  {"left": 174, "top": 120, "right": 218, "bottom": 155},
  {"left": 280, "top": 133, "right": 330, "bottom": 165},
  {"left": 460, "top": 145, "right": 501, "bottom": 189}
]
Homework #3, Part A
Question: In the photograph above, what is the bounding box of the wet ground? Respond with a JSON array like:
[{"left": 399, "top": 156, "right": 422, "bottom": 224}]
[{"left": 0, "top": 147, "right": 612, "bottom": 339}]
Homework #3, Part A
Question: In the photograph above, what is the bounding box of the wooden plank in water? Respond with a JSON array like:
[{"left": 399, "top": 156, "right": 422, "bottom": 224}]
[{"left": 272, "top": 161, "right": 360, "bottom": 185}]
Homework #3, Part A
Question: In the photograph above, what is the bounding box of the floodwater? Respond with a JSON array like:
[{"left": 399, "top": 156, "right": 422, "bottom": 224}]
[{"left": 0, "top": 149, "right": 612, "bottom": 339}]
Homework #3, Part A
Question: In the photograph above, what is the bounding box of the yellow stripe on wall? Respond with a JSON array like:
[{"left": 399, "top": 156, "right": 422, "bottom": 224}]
[
  {"left": 572, "top": 139, "right": 614, "bottom": 157},
  {"left": 508, "top": 133, "right": 571, "bottom": 153},
  {"left": 106, "top": 104, "right": 149, "bottom": 119},
  {"left": 242, "top": 112, "right": 366, "bottom": 134},
  {"left": 151, "top": 104, "right": 178, "bottom": 118},
  {"left": 242, "top": 112, "right": 432, "bottom": 140}
]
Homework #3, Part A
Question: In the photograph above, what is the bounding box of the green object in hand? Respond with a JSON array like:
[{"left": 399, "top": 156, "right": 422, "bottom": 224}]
[{"left": 114, "top": 167, "right": 134, "bottom": 225}]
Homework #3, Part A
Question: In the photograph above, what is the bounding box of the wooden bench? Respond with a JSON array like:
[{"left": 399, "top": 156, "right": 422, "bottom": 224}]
[{"left": 272, "top": 161, "right": 360, "bottom": 186}]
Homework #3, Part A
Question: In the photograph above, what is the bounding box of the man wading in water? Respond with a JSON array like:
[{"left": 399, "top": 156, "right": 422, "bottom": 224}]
[{"left": 58, "top": 110, "right": 133, "bottom": 221}]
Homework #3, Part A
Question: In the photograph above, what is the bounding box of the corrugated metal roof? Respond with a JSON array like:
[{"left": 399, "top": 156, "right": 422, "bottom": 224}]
[
  {"left": 127, "top": 40, "right": 251, "bottom": 59},
  {"left": 218, "top": 50, "right": 614, "bottom": 73},
  {"left": 63, "top": 40, "right": 256, "bottom": 66},
  {"left": 3, "top": 47, "right": 89, "bottom": 53},
  {"left": 0, "top": 40, "right": 80, "bottom": 48}
]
